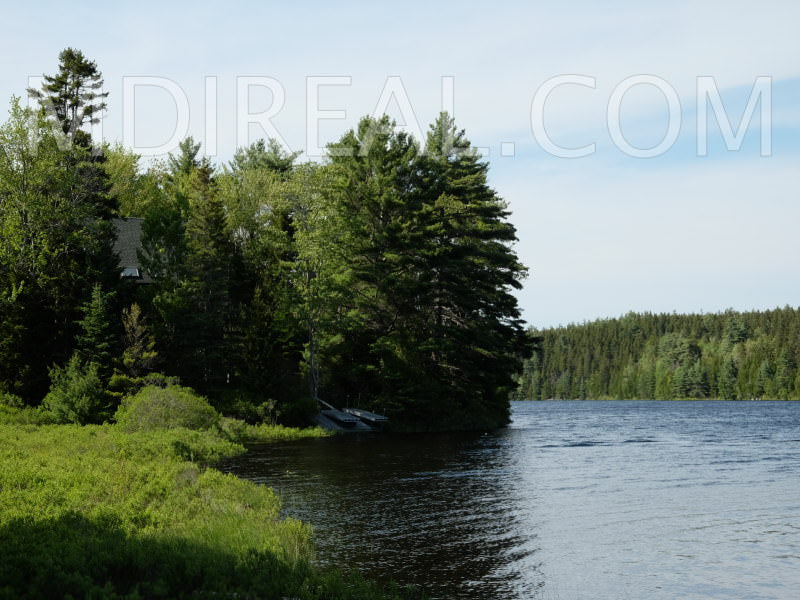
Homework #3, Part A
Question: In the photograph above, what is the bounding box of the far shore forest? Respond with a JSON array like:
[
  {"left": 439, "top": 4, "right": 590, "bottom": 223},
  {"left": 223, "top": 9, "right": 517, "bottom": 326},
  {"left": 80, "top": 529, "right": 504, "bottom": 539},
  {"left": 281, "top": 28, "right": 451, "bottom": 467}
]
[
  {"left": 0, "top": 49, "right": 529, "bottom": 431},
  {"left": 515, "top": 308, "right": 800, "bottom": 401}
]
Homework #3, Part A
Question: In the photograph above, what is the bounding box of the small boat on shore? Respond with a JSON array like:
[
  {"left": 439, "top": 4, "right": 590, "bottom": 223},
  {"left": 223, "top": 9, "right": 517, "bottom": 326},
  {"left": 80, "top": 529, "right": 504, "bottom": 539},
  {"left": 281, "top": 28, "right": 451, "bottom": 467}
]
[
  {"left": 342, "top": 407, "right": 389, "bottom": 428},
  {"left": 312, "top": 398, "right": 389, "bottom": 432}
]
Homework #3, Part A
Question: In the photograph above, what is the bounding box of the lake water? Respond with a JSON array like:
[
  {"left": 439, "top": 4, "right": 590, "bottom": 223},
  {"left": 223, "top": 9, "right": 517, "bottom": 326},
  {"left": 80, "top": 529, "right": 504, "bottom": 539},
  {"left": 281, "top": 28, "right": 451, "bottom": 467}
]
[{"left": 224, "top": 401, "right": 800, "bottom": 599}]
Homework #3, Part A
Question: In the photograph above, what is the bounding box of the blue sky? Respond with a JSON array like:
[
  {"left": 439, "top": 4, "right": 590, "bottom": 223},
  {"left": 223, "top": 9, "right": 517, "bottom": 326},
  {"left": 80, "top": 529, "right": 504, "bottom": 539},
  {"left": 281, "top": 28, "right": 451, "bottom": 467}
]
[{"left": 2, "top": 1, "right": 798, "bottom": 327}]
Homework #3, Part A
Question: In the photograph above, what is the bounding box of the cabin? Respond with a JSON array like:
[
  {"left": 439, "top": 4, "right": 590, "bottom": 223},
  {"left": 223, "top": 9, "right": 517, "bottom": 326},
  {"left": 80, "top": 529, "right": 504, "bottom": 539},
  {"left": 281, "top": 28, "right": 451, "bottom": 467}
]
[{"left": 113, "top": 218, "right": 151, "bottom": 284}]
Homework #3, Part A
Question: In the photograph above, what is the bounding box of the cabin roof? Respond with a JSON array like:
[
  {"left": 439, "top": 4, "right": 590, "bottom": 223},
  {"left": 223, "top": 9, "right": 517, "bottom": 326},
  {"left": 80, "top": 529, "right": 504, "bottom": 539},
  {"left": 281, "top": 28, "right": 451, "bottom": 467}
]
[{"left": 113, "top": 218, "right": 151, "bottom": 284}]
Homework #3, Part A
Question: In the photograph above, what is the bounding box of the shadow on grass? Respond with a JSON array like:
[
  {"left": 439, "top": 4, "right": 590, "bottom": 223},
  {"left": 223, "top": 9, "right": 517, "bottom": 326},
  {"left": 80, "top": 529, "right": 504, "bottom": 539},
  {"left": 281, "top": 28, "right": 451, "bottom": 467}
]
[{"left": 0, "top": 513, "right": 423, "bottom": 599}]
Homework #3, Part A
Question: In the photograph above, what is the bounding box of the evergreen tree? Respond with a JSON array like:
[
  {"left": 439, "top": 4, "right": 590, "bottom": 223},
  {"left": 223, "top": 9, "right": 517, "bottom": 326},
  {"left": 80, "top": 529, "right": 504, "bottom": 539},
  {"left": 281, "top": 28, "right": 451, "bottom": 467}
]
[
  {"left": 718, "top": 357, "right": 738, "bottom": 400},
  {"left": 516, "top": 308, "right": 800, "bottom": 402},
  {"left": 167, "top": 137, "right": 205, "bottom": 178},
  {"left": 157, "top": 165, "right": 238, "bottom": 394},
  {"left": 229, "top": 139, "right": 300, "bottom": 176},
  {"left": 27, "top": 47, "right": 108, "bottom": 146},
  {"left": 43, "top": 355, "right": 106, "bottom": 424},
  {"left": 0, "top": 284, "right": 27, "bottom": 395},
  {"left": 754, "top": 359, "right": 774, "bottom": 399},
  {"left": 0, "top": 99, "right": 118, "bottom": 400},
  {"left": 687, "top": 361, "right": 710, "bottom": 398},
  {"left": 775, "top": 348, "right": 796, "bottom": 398},
  {"left": 413, "top": 113, "right": 529, "bottom": 426},
  {"left": 76, "top": 284, "right": 117, "bottom": 380},
  {"left": 318, "top": 116, "right": 422, "bottom": 409}
]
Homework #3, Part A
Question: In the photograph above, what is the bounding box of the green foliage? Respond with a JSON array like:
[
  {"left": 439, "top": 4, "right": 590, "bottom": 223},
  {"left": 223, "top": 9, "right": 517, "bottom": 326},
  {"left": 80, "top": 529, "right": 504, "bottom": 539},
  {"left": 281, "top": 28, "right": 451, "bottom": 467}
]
[
  {"left": 114, "top": 385, "right": 219, "bottom": 432},
  {"left": 0, "top": 424, "right": 415, "bottom": 599},
  {"left": 218, "top": 417, "right": 331, "bottom": 444},
  {"left": 43, "top": 354, "right": 108, "bottom": 424},
  {"left": 4, "top": 50, "right": 528, "bottom": 431},
  {"left": 104, "top": 143, "right": 166, "bottom": 217},
  {"left": 0, "top": 91, "right": 118, "bottom": 400},
  {"left": 515, "top": 308, "right": 800, "bottom": 400},
  {"left": 228, "top": 138, "right": 300, "bottom": 176},
  {"left": 300, "top": 114, "right": 528, "bottom": 429},
  {"left": 120, "top": 302, "right": 158, "bottom": 377},
  {"left": 27, "top": 47, "right": 108, "bottom": 144},
  {"left": 76, "top": 283, "right": 117, "bottom": 380},
  {"left": 0, "top": 392, "right": 56, "bottom": 424},
  {"left": 167, "top": 135, "right": 206, "bottom": 177}
]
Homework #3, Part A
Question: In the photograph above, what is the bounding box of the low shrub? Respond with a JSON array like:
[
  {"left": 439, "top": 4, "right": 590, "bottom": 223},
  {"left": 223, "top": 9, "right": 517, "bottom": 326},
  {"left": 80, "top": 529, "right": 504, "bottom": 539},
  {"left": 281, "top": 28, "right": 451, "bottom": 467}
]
[
  {"left": 0, "top": 391, "right": 24, "bottom": 408},
  {"left": 213, "top": 390, "right": 320, "bottom": 428},
  {"left": 219, "top": 416, "right": 331, "bottom": 444},
  {"left": 43, "top": 354, "right": 108, "bottom": 424},
  {"left": 279, "top": 394, "right": 321, "bottom": 427},
  {"left": 108, "top": 371, "right": 183, "bottom": 400},
  {"left": 115, "top": 385, "right": 219, "bottom": 432},
  {"left": 0, "top": 404, "right": 56, "bottom": 425}
]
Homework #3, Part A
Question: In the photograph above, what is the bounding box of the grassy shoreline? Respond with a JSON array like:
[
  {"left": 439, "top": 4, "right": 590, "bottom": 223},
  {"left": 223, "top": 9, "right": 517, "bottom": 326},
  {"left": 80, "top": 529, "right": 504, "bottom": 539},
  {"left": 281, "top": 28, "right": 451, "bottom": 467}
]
[{"left": 0, "top": 421, "right": 418, "bottom": 599}]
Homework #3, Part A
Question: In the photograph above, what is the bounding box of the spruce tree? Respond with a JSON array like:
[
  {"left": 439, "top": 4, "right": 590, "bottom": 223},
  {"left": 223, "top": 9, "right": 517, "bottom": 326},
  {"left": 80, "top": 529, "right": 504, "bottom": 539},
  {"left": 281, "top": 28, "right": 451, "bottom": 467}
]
[
  {"left": 718, "top": 357, "right": 739, "bottom": 400},
  {"left": 167, "top": 165, "right": 238, "bottom": 394},
  {"left": 76, "top": 284, "right": 117, "bottom": 380},
  {"left": 167, "top": 137, "right": 205, "bottom": 177}
]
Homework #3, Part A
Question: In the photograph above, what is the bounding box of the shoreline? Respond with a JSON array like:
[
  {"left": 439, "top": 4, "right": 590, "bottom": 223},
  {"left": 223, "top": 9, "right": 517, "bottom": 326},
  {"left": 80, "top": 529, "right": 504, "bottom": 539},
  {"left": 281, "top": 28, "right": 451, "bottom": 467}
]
[{"left": 0, "top": 421, "right": 420, "bottom": 599}]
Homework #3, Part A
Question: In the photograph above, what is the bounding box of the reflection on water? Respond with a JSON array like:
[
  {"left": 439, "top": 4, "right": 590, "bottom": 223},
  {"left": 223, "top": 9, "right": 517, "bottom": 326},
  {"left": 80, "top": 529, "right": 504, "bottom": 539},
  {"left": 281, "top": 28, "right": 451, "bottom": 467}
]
[{"left": 224, "top": 401, "right": 800, "bottom": 600}]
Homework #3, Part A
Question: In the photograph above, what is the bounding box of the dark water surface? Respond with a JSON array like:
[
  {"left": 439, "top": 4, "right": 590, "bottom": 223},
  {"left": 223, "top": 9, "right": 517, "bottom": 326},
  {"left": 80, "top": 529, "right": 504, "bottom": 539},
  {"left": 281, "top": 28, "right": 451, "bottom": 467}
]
[{"left": 224, "top": 401, "right": 800, "bottom": 599}]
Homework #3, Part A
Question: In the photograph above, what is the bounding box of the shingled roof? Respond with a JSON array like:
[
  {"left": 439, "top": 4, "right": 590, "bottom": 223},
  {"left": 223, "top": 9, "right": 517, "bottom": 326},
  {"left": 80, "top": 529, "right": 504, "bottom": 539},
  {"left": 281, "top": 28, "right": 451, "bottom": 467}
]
[{"left": 113, "top": 218, "right": 151, "bottom": 284}]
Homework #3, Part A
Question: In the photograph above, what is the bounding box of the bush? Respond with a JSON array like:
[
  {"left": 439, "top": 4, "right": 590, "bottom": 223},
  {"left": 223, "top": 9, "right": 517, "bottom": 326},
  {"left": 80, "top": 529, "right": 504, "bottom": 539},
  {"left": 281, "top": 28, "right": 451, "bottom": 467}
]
[
  {"left": 0, "top": 404, "right": 56, "bottom": 425},
  {"left": 115, "top": 385, "right": 219, "bottom": 432},
  {"left": 278, "top": 394, "right": 320, "bottom": 427},
  {"left": 218, "top": 416, "right": 331, "bottom": 444},
  {"left": 0, "top": 391, "right": 24, "bottom": 408},
  {"left": 107, "top": 371, "right": 182, "bottom": 401},
  {"left": 1, "top": 391, "right": 55, "bottom": 425},
  {"left": 43, "top": 355, "right": 107, "bottom": 424}
]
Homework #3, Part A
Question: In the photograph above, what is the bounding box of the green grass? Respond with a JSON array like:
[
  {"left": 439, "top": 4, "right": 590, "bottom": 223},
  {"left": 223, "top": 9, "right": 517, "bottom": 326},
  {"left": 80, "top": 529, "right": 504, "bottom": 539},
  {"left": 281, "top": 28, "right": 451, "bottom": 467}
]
[
  {"left": 0, "top": 423, "right": 417, "bottom": 599},
  {"left": 219, "top": 417, "right": 332, "bottom": 444}
]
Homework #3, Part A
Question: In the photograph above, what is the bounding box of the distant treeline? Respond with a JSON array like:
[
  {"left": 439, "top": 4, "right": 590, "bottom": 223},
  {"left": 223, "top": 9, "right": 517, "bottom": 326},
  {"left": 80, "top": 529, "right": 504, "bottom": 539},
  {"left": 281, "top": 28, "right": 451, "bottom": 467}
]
[{"left": 514, "top": 308, "right": 800, "bottom": 400}]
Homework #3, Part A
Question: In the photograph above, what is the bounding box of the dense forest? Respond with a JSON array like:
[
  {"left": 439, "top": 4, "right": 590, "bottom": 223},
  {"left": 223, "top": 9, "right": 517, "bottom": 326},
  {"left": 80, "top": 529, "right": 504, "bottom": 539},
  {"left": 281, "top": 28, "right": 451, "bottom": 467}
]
[
  {"left": 0, "top": 49, "right": 529, "bottom": 430},
  {"left": 514, "top": 307, "right": 800, "bottom": 400}
]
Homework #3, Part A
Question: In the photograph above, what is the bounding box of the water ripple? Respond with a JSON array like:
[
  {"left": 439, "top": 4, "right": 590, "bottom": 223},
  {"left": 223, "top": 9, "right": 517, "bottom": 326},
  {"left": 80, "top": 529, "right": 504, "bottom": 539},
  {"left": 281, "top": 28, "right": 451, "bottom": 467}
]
[{"left": 224, "top": 401, "right": 800, "bottom": 600}]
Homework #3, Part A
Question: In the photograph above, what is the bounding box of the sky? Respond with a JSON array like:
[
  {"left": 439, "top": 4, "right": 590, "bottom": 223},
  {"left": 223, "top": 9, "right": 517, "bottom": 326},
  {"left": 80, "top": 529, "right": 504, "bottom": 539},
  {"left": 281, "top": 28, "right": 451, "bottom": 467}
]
[{"left": 1, "top": 0, "right": 798, "bottom": 328}]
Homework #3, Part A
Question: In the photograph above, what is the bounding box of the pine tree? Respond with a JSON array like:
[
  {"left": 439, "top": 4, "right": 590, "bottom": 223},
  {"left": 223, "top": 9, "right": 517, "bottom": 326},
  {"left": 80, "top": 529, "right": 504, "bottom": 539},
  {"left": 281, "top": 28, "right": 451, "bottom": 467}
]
[
  {"left": 775, "top": 348, "right": 795, "bottom": 398},
  {"left": 320, "top": 115, "right": 422, "bottom": 410},
  {"left": 229, "top": 139, "right": 300, "bottom": 176},
  {"left": 413, "top": 113, "right": 529, "bottom": 426},
  {"left": 754, "top": 359, "right": 774, "bottom": 399},
  {"left": 27, "top": 47, "right": 108, "bottom": 146}
]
